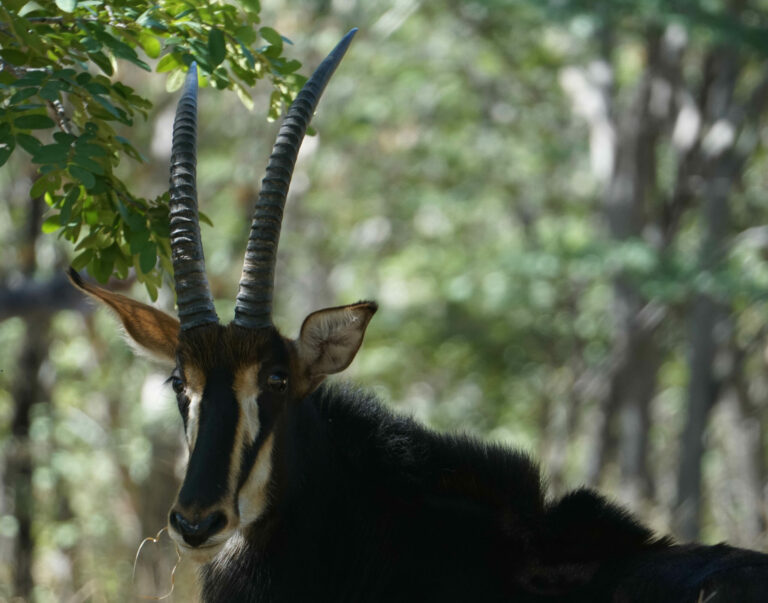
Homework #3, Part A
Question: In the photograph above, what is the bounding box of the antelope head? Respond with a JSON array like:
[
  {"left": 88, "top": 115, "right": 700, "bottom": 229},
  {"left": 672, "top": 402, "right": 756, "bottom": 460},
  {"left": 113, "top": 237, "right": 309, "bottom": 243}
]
[{"left": 69, "top": 29, "right": 376, "bottom": 560}]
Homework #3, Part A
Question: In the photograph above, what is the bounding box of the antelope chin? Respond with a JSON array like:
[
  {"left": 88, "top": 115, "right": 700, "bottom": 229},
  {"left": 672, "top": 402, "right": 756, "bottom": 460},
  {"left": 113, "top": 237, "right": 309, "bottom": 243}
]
[{"left": 170, "top": 529, "right": 235, "bottom": 564}]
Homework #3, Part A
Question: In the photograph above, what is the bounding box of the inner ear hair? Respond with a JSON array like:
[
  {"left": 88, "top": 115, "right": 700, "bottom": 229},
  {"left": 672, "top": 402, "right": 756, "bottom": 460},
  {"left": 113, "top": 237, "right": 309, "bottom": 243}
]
[
  {"left": 297, "top": 301, "right": 377, "bottom": 377},
  {"left": 67, "top": 268, "right": 179, "bottom": 362}
]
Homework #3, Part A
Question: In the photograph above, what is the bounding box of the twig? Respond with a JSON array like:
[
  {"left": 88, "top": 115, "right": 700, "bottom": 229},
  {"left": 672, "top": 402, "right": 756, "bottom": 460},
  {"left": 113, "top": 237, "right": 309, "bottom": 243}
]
[{"left": 47, "top": 99, "right": 74, "bottom": 135}]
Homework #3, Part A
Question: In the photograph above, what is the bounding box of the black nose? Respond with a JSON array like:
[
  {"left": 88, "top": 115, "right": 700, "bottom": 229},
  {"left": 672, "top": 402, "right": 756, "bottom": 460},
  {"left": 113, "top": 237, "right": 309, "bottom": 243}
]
[{"left": 170, "top": 510, "right": 227, "bottom": 547}]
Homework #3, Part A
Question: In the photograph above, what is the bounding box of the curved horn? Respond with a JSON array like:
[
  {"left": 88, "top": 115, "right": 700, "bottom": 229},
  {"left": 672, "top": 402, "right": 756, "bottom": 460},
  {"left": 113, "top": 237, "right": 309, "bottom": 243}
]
[
  {"left": 169, "top": 62, "right": 218, "bottom": 330},
  {"left": 233, "top": 28, "right": 358, "bottom": 329}
]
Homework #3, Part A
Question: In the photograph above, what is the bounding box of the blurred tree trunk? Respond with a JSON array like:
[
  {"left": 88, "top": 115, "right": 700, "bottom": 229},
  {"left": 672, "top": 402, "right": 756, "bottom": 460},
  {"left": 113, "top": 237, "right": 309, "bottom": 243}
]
[
  {"left": 584, "top": 24, "right": 683, "bottom": 508},
  {"left": 6, "top": 186, "right": 47, "bottom": 599},
  {"left": 673, "top": 11, "right": 768, "bottom": 534},
  {"left": 674, "top": 46, "right": 740, "bottom": 541}
]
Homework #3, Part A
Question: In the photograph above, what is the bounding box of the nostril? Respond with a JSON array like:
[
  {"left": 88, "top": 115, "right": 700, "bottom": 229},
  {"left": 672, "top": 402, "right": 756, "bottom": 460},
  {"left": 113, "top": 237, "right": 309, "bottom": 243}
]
[
  {"left": 198, "top": 511, "right": 227, "bottom": 537},
  {"left": 170, "top": 510, "right": 227, "bottom": 548},
  {"left": 170, "top": 511, "right": 194, "bottom": 535}
]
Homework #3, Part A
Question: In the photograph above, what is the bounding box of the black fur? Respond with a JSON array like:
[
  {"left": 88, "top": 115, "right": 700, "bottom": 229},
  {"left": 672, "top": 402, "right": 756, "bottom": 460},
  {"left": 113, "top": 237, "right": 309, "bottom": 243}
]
[
  {"left": 196, "top": 383, "right": 768, "bottom": 602},
  {"left": 178, "top": 367, "right": 240, "bottom": 510}
]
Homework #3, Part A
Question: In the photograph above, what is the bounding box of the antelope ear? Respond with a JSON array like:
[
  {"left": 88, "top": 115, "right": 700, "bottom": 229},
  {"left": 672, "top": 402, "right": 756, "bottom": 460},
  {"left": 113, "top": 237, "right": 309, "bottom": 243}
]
[
  {"left": 68, "top": 268, "right": 179, "bottom": 362},
  {"left": 295, "top": 301, "right": 377, "bottom": 377}
]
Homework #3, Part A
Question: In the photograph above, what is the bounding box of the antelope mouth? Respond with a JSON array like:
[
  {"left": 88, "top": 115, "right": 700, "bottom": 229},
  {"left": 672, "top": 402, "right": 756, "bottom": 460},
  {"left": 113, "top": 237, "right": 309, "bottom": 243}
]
[{"left": 171, "top": 531, "right": 233, "bottom": 562}]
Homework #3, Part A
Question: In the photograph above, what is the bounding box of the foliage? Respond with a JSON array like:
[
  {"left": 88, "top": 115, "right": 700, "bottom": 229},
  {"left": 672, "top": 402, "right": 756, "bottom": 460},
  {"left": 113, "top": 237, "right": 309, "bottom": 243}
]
[
  {"left": 0, "top": 0, "right": 303, "bottom": 298},
  {"left": 3, "top": 0, "right": 768, "bottom": 599}
]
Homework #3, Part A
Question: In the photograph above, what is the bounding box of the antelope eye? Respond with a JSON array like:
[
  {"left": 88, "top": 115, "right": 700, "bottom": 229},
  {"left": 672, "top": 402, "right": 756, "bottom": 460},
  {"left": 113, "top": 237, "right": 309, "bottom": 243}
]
[
  {"left": 266, "top": 372, "right": 288, "bottom": 393},
  {"left": 170, "top": 376, "right": 185, "bottom": 395}
]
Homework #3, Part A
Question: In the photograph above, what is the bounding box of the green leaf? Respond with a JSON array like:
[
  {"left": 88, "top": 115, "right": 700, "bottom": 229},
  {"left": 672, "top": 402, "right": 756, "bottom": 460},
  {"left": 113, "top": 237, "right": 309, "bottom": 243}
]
[
  {"left": 208, "top": 28, "right": 226, "bottom": 67},
  {"left": 10, "top": 88, "right": 38, "bottom": 104},
  {"left": 32, "top": 143, "right": 69, "bottom": 165},
  {"left": 91, "top": 95, "right": 129, "bottom": 123},
  {"left": 278, "top": 59, "right": 302, "bottom": 74},
  {"left": 88, "top": 51, "right": 114, "bottom": 76},
  {"left": 0, "top": 49, "right": 27, "bottom": 66},
  {"left": 139, "top": 242, "right": 157, "bottom": 273},
  {"left": 14, "top": 114, "right": 55, "bottom": 130},
  {"left": 156, "top": 53, "right": 181, "bottom": 73},
  {"left": 91, "top": 252, "right": 114, "bottom": 283},
  {"left": 198, "top": 210, "right": 213, "bottom": 227},
  {"left": 19, "top": 1, "right": 44, "bottom": 17},
  {"left": 73, "top": 155, "right": 104, "bottom": 175},
  {"left": 137, "top": 10, "right": 167, "bottom": 31},
  {"left": 60, "top": 186, "right": 79, "bottom": 224},
  {"left": 68, "top": 165, "right": 95, "bottom": 189},
  {"left": 235, "top": 84, "right": 254, "bottom": 110},
  {"left": 30, "top": 175, "right": 53, "bottom": 199},
  {"left": 39, "top": 82, "right": 63, "bottom": 101},
  {"left": 165, "top": 69, "right": 186, "bottom": 93},
  {"left": 71, "top": 248, "right": 94, "bottom": 271},
  {"left": 260, "top": 26, "right": 283, "bottom": 52},
  {"left": 235, "top": 26, "right": 257, "bottom": 45},
  {"left": 55, "top": 0, "right": 76, "bottom": 12},
  {"left": 140, "top": 32, "right": 162, "bottom": 59},
  {"left": 127, "top": 225, "right": 150, "bottom": 254},
  {"left": 0, "top": 146, "right": 13, "bottom": 167},
  {"left": 16, "top": 133, "right": 42, "bottom": 155},
  {"left": 41, "top": 214, "right": 60, "bottom": 233},
  {"left": 241, "top": 0, "right": 260, "bottom": 13}
]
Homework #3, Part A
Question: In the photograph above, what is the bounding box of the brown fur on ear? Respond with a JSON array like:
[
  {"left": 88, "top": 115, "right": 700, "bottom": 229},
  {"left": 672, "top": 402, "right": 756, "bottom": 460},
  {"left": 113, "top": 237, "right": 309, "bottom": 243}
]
[{"left": 68, "top": 268, "right": 179, "bottom": 361}]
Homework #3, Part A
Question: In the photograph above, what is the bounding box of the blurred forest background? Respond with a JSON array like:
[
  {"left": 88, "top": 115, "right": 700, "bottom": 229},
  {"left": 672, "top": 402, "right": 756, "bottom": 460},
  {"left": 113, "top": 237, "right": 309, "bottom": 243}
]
[{"left": 3, "top": 0, "right": 768, "bottom": 600}]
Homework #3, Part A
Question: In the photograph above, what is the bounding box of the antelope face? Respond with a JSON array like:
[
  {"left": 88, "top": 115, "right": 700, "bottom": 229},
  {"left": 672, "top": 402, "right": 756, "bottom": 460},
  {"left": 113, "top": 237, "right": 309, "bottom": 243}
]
[
  {"left": 167, "top": 326, "right": 288, "bottom": 558},
  {"left": 68, "top": 277, "right": 375, "bottom": 560},
  {"left": 68, "top": 29, "right": 372, "bottom": 561},
  {"left": 166, "top": 307, "right": 374, "bottom": 558}
]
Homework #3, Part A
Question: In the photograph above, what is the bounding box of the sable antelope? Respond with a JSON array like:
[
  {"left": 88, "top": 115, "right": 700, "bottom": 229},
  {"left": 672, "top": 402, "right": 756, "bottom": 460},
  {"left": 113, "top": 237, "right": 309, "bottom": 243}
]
[{"left": 70, "top": 29, "right": 768, "bottom": 602}]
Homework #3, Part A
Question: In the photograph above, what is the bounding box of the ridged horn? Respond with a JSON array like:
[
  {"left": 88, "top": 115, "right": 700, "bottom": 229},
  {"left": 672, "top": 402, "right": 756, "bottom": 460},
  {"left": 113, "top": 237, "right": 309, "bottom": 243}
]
[
  {"left": 169, "top": 62, "right": 218, "bottom": 330},
  {"left": 233, "top": 28, "right": 358, "bottom": 329}
]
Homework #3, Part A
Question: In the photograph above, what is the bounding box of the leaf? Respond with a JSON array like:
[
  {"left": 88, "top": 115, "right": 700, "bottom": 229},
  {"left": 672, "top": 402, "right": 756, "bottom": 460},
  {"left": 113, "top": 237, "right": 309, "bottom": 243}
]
[
  {"left": 277, "top": 59, "right": 302, "bottom": 74},
  {"left": 19, "top": 1, "right": 45, "bottom": 17},
  {"left": 235, "top": 84, "right": 254, "bottom": 110},
  {"left": 10, "top": 88, "right": 38, "bottom": 104},
  {"left": 137, "top": 10, "right": 167, "bottom": 31},
  {"left": 91, "top": 252, "right": 114, "bottom": 283},
  {"left": 140, "top": 32, "right": 162, "bottom": 59},
  {"left": 156, "top": 53, "right": 181, "bottom": 73},
  {"left": 127, "top": 225, "right": 150, "bottom": 254},
  {"left": 39, "top": 82, "right": 63, "bottom": 101},
  {"left": 16, "top": 133, "right": 42, "bottom": 155},
  {"left": 60, "top": 186, "right": 79, "bottom": 224},
  {"left": 88, "top": 51, "right": 114, "bottom": 76},
  {"left": 42, "top": 214, "right": 61, "bottom": 233},
  {"left": 165, "top": 69, "right": 186, "bottom": 93},
  {"left": 139, "top": 242, "right": 157, "bottom": 273},
  {"left": 0, "top": 49, "right": 27, "bottom": 66},
  {"left": 241, "top": 0, "right": 260, "bottom": 13},
  {"left": 0, "top": 146, "right": 13, "bottom": 167},
  {"left": 91, "top": 94, "right": 130, "bottom": 123},
  {"left": 71, "top": 248, "right": 94, "bottom": 271},
  {"left": 14, "top": 114, "right": 55, "bottom": 129},
  {"left": 68, "top": 165, "right": 95, "bottom": 189},
  {"left": 208, "top": 27, "right": 226, "bottom": 67},
  {"left": 260, "top": 26, "right": 283, "bottom": 52},
  {"left": 198, "top": 210, "right": 213, "bottom": 227},
  {"left": 73, "top": 155, "right": 104, "bottom": 175},
  {"left": 32, "top": 143, "right": 69, "bottom": 164},
  {"left": 55, "top": 0, "right": 76, "bottom": 12},
  {"left": 30, "top": 175, "right": 53, "bottom": 198},
  {"left": 235, "top": 26, "right": 257, "bottom": 45}
]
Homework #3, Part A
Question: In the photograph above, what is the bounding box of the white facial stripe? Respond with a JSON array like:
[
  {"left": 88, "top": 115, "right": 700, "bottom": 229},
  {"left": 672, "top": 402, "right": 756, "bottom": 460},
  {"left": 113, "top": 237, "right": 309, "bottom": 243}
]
[
  {"left": 238, "top": 433, "right": 274, "bottom": 526},
  {"left": 234, "top": 368, "right": 261, "bottom": 441},
  {"left": 185, "top": 389, "right": 203, "bottom": 449}
]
